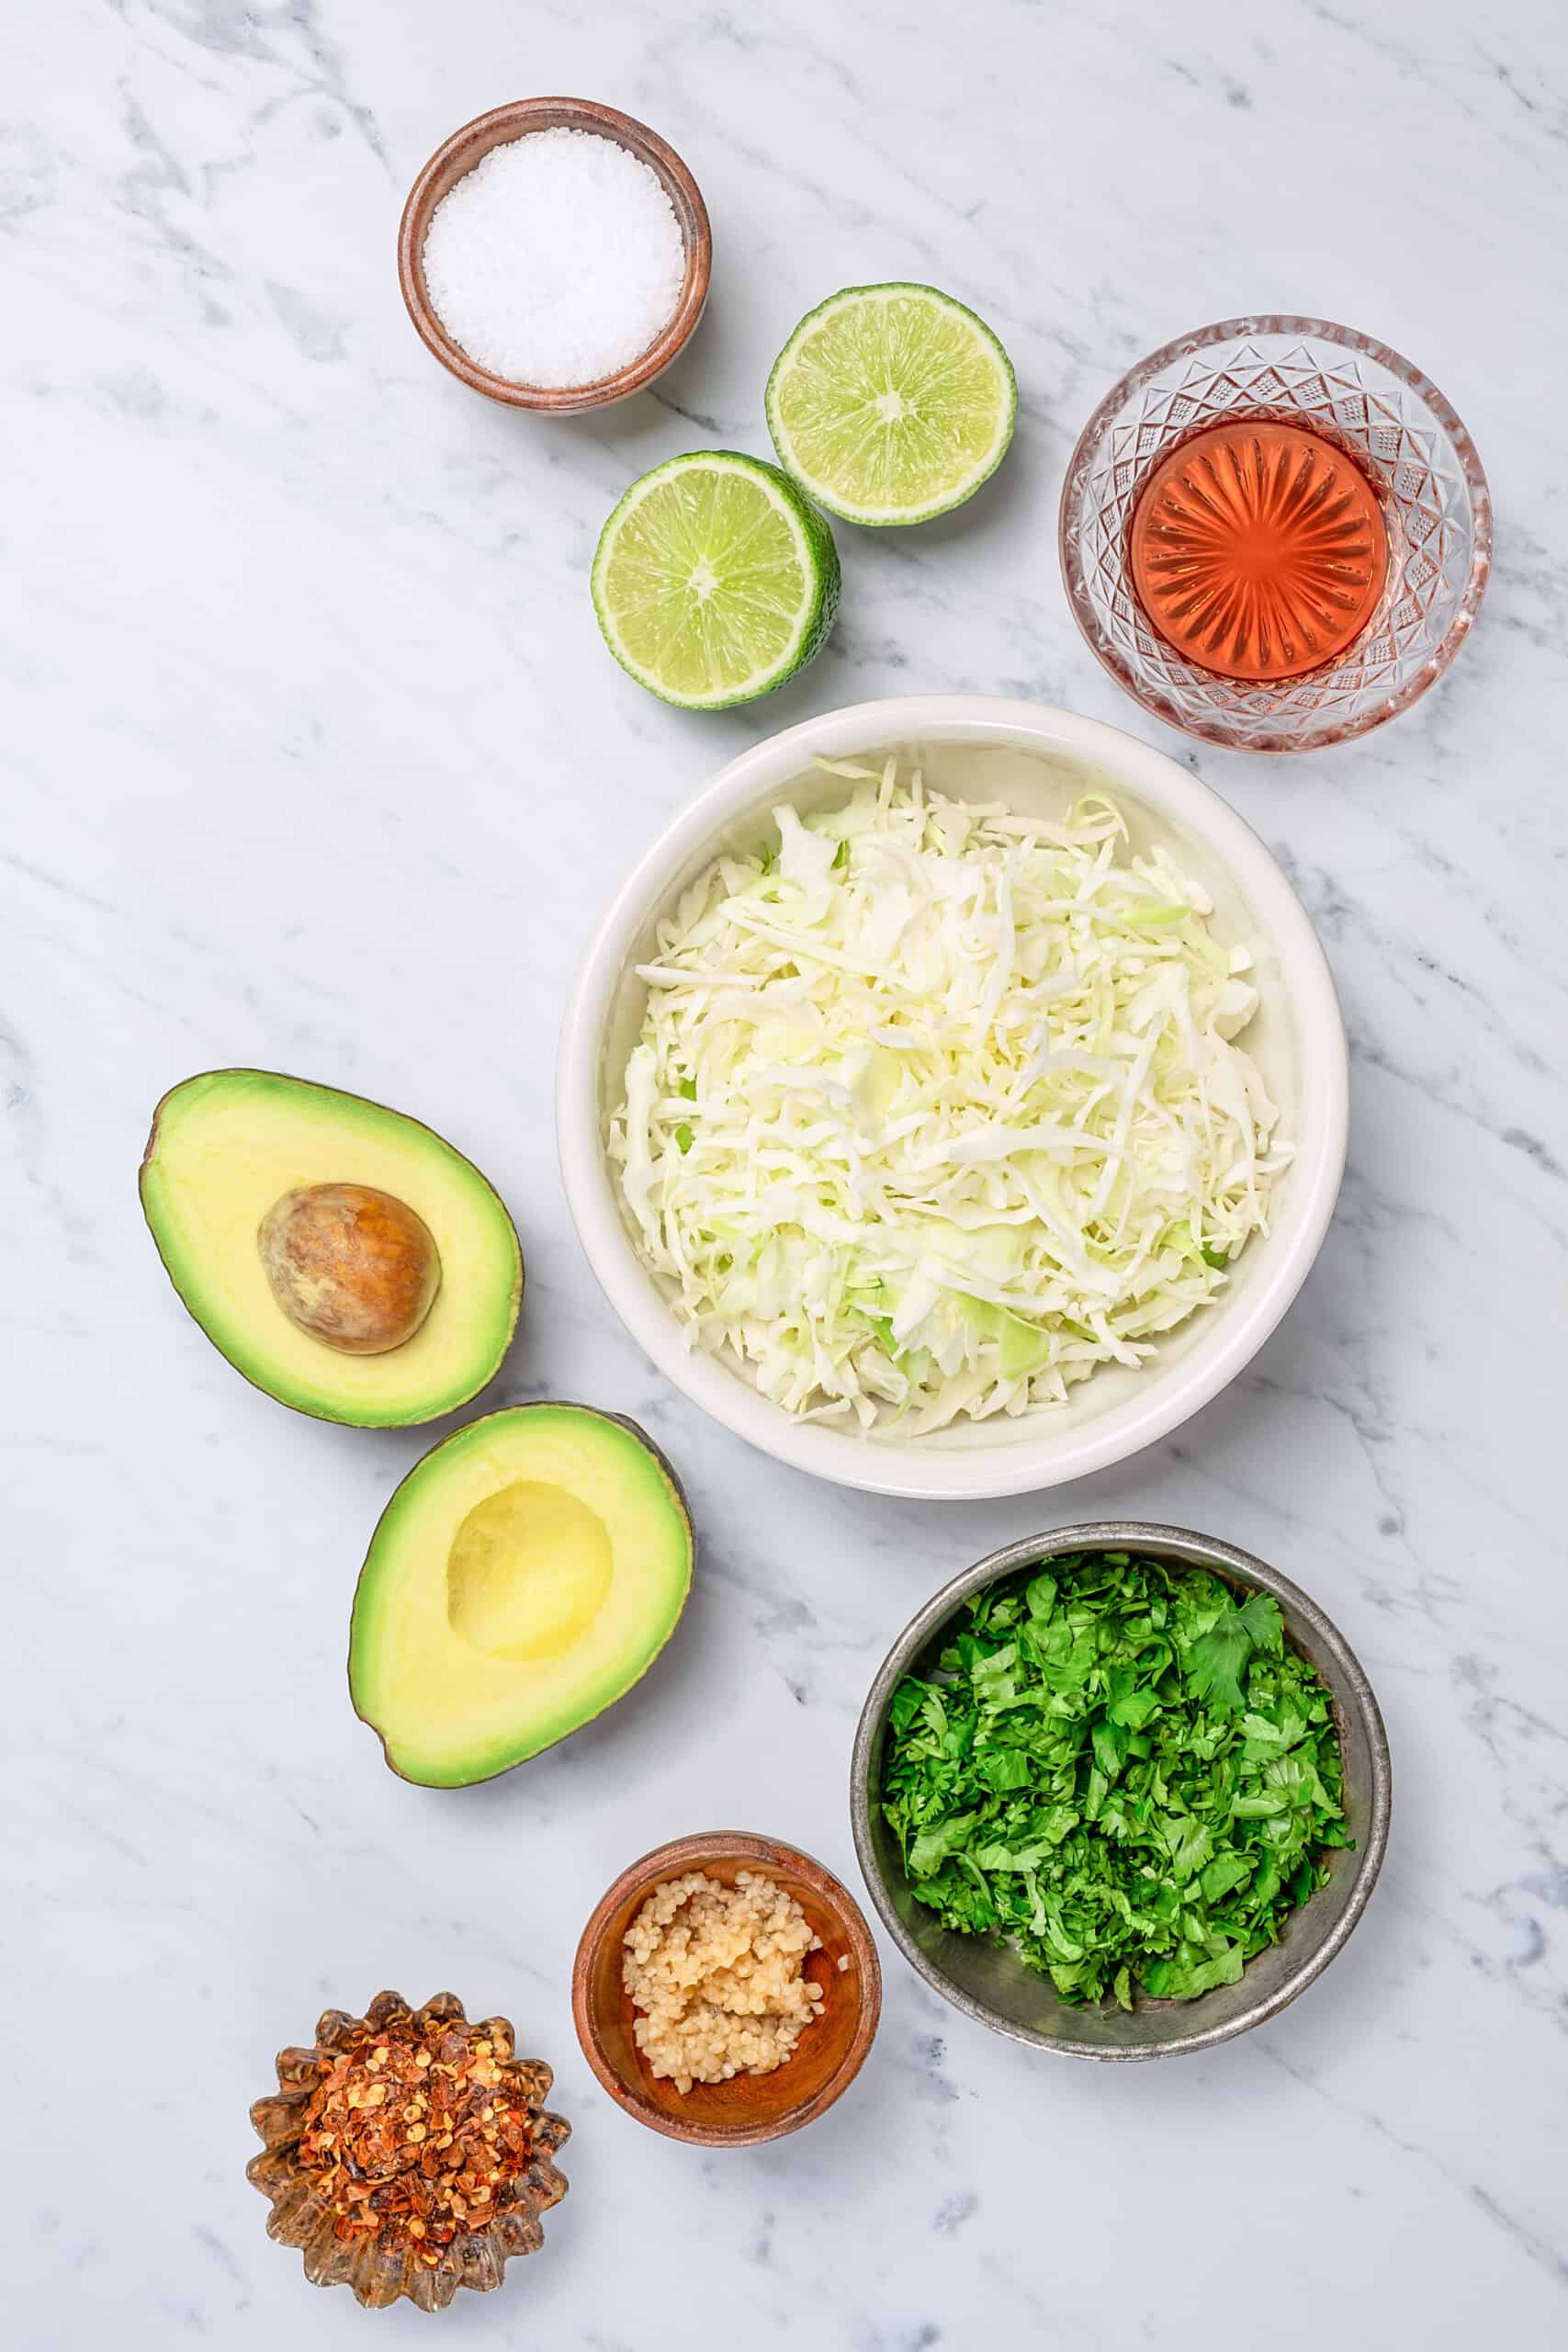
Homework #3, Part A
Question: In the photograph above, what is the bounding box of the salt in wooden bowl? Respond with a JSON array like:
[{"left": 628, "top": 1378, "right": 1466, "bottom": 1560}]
[{"left": 398, "top": 96, "right": 712, "bottom": 413}]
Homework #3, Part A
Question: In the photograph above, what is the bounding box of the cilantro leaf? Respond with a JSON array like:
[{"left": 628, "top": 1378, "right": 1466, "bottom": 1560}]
[
  {"left": 1238, "top": 1591, "right": 1283, "bottom": 1652},
  {"left": 1184, "top": 1589, "right": 1286, "bottom": 1713}
]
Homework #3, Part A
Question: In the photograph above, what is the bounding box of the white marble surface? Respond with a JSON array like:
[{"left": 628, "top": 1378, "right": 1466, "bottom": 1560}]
[{"left": 7, "top": 1, "right": 1567, "bottom": 2343}]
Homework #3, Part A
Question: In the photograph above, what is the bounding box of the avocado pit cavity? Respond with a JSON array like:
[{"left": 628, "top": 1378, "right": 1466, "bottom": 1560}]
[
  {"left": 446, "top": 1480, "right": 614, "bottom": 1661},
  {"left": 258, "top": 1182, "right": 441, "bottom": 1354}
]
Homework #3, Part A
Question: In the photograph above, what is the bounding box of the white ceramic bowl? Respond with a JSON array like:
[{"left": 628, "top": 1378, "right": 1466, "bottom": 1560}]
[{"left": 557, "top": 696, "right": 1348, "bottom": 1501}]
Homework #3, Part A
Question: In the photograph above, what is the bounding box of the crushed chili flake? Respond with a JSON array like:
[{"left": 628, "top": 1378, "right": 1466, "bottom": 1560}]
[{"left": 294, "top": 2002, "right": 537, "bottom": 2255}]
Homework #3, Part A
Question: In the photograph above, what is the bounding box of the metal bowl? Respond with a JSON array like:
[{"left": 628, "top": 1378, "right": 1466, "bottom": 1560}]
[{"left": 851, "top": 1522, "right": 1391, "bottom": 2060}]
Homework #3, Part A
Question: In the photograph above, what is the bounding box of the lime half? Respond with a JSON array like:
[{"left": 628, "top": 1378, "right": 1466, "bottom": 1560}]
[
  {"left": 592, "top": 450, "right": 840, "bottom": 709},
  {"left": 766, "top": 283, "right": 1017, "bottom": 527}
]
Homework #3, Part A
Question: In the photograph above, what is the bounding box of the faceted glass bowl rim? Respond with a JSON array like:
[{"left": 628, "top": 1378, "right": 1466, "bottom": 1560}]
[{"left": 1058, "top": 314, "right": 1494, "bottom": 753}]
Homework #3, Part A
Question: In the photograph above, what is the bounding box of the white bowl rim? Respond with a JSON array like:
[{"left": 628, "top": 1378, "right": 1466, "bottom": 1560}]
[{"left": 556, "top": 694, "right": 1348, "bottom": 1501}]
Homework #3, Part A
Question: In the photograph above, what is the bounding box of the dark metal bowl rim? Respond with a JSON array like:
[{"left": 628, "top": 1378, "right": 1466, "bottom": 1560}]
[{"left": 850, "top": 1521, "right": 1392, "bottom": 2061}]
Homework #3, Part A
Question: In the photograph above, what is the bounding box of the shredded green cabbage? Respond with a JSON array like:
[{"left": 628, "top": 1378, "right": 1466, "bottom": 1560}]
[{"left": 609, "top": 759, "right": 1292, "bottom": 1433}]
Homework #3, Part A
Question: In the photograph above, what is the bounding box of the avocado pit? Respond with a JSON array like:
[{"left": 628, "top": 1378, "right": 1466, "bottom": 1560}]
[{"left": 258, "top": 1182, "right": 441, "bottom": 1354}]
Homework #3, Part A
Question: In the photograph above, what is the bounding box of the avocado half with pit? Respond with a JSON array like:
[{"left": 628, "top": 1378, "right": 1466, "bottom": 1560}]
[
  {"left": 349, "top": 1405, "right": 694, "bottom": 1786},
  {"left": 141, "top": 1070, "right": 522, "bottom": 1427}
]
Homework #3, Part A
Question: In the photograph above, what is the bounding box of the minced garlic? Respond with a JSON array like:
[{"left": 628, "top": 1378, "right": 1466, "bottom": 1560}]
[{"left": 622, "top": 1869, "right": 825, "bottom": 2094}]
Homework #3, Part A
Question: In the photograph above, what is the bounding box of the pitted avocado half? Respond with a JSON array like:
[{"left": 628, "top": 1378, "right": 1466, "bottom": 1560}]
[
  {"left": 349, "top": 1405, "right": 694, "bottom": 1786},
  {"left": 141, "top": 1069, "right": 522, "bottom": 1427}
]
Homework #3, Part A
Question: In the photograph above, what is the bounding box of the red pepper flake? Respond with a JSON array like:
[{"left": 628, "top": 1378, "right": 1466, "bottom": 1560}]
[{"left": 294, "top": 2003, "right": 536, "bottom": 2255}]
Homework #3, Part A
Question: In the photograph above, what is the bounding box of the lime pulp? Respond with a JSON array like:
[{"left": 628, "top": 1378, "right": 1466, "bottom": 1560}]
[
  {"left": 766, "top": 282, "right": 1017, "bottom": 527},
  {"left": 591, "top": 450, "right": 840, "bottom": 709}
]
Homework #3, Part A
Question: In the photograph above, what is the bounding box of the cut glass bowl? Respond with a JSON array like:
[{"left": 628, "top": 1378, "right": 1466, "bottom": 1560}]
[{"left": 1059, "top": 316, "right": 1491, "bottom": 753}]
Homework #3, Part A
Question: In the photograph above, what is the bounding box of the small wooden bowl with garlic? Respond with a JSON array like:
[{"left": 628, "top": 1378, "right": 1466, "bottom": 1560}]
[{"left": 572, "top": 1831, "right": 881, "bottom": 2147}]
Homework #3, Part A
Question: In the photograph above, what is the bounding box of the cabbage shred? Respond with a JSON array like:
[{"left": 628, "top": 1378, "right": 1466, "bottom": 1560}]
[{"left": 610, "top": 761, "right": 1292, "bottom": 1434}]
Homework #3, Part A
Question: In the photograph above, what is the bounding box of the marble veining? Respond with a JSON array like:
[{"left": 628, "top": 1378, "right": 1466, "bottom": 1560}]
[{"left": 6, "top": 0, "right": 1567, "bottom": 2345}]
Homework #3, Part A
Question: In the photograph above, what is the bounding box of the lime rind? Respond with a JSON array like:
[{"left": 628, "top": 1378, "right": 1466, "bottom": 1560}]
[
  {"left": 592, "top": 450, "right": 840, "bottom": 710},
  {"left": 765, "top": 282, "right": 1018, "bottom": 527}
]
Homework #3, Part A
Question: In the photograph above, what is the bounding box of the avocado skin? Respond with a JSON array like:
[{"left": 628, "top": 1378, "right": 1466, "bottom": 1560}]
[
  {"left": 140, "top": 1069, "right": 523, "bottom": 1429},
  {"left": 348, "top": 1402, "right": 695, "bottom": 1789}
]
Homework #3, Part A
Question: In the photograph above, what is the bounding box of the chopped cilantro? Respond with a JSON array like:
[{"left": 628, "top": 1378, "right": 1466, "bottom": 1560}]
[
  {"left": 882, "top": 1550, "right": 1350, "bottom": 2007},
  {"left": 677, "top": 1077, "right": 698, "bottom": 1101},
  {"left": 674, "top": 1123, "right": 694, "bottom": 1154}
]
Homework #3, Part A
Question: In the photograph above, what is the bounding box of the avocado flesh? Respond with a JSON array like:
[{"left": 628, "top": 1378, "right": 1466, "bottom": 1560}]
[
  {"left": 141, "top": 1070, "right": 522, "bottom": 1427},
  {"left": 349, "top": 1406, "right": 694, "bottom": 1786}
]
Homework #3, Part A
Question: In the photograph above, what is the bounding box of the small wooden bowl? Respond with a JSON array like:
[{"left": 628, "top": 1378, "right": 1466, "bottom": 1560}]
[
  {"left": 572, "top": 1832, "right": 881, "bottom": 2146},
  {"left": 398, "top": 97, "right": 711, "bottom": 413}
]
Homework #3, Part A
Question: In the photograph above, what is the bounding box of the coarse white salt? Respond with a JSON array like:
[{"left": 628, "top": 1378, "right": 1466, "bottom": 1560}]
[{"left": 423, "top": 128, "right": 686, "bottom": 390}]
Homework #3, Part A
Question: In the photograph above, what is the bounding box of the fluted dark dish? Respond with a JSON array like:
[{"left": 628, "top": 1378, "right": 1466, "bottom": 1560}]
[{"left": 245, "top": 1990, "right": 570, "bottom": 2311}]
